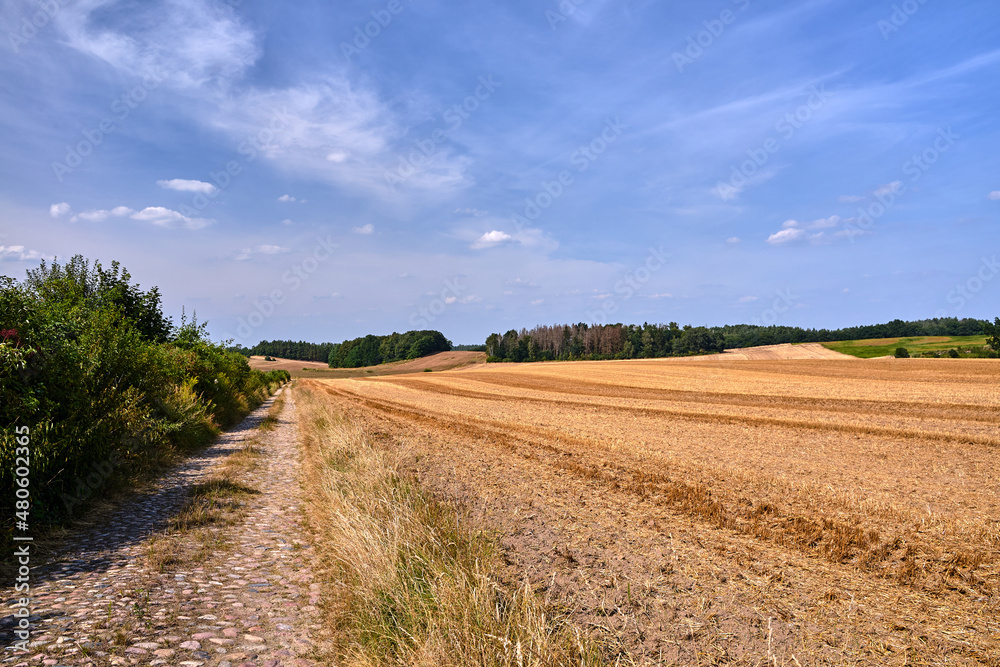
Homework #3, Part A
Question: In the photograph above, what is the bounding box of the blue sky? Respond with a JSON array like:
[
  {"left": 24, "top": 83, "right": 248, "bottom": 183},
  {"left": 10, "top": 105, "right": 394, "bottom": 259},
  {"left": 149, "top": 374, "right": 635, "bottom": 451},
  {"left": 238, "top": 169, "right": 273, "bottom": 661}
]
[{"left": 1, "top": 0, "right": 998, "bottom": 345}]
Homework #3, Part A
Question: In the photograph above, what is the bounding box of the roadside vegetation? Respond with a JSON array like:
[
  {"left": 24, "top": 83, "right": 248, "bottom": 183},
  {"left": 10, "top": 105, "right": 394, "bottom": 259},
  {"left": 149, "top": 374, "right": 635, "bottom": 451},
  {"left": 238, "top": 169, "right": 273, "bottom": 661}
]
[
  {"left": 0, "top": 255, "right": 289, "bottom": 535},
  {"left": 296, "top": 383, "right": 603, "bottom": 667}
]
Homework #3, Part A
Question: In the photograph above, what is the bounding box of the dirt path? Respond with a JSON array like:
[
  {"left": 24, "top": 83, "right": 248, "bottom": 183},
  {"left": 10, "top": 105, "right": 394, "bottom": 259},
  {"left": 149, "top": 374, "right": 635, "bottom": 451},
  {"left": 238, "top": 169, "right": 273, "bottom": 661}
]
[{"left": 1, "top": 387, "right": 326, "bottom": 667}]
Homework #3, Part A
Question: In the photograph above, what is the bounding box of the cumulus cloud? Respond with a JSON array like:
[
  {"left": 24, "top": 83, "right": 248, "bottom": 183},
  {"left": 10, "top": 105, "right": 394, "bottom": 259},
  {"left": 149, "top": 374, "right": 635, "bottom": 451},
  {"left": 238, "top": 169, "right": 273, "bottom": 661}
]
[
  {"left": 471, "top": 230, "right": 513, "bottom": 249},
  {"left": 157, "top": 179, "right": 217, "bottom": 194},
  {"left": 70, "top": 205, "right": 212, "bottom": 229},
  {"left": 0, "top": 245, "right": 52, "bottom": 262},
  {"left": 70, "top": 207, "right": 135, "bottom": 223},
  {"left": 50, "top": 202, "right": 70, "bottom": 218},
  {"left": 277, "top": 194, "right": 296, "bottom": 202},
  {"left": 767, "top": 227, "right": 806, "bottom": 244},
  {"left": 353, "top": 224, "right": 374, "bottom": 235},
  {"left": 130, "top": 206, "right": 213, "bottom": 229}
]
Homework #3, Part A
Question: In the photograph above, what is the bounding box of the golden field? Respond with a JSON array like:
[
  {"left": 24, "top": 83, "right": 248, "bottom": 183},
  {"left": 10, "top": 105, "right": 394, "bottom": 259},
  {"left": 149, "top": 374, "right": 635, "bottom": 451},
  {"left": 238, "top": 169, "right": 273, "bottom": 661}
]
[{"left": 302, "top": 356, "right": 999, "bottom": 665}]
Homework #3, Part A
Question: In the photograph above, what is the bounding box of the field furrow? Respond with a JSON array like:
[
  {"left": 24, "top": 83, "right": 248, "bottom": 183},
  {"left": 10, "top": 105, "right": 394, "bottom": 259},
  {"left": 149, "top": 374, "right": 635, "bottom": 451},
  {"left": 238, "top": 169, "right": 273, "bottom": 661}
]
[{"left": 304, "top": 358, "right": 999, "bottom": 665}]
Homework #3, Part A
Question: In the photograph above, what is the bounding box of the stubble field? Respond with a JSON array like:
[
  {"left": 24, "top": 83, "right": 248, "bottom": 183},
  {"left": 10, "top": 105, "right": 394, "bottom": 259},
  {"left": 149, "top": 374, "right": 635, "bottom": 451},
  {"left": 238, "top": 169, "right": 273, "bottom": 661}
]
[{"left": 303, "top": 357, "right": 999, "bottom": 665}]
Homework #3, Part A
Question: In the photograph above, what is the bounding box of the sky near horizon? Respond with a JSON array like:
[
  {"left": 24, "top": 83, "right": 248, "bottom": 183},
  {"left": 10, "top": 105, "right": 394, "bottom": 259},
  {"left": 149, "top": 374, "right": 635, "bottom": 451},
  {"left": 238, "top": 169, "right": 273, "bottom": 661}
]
[{"left": 1, "top": 0, "right": 998, "bottom": 345}]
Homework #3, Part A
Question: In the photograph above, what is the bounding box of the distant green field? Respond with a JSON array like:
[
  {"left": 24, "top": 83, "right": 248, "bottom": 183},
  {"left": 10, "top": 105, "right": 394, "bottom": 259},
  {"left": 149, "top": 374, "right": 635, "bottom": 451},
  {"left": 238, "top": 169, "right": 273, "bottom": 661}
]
[{"left": 821, "top": 335, "right": 991, "bottom": 358}]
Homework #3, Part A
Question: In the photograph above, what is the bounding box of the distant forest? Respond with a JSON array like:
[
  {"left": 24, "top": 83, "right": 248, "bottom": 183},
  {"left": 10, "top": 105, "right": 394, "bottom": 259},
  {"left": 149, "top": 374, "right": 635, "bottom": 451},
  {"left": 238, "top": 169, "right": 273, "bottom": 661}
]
[
  {"left": 232, "top": 340, "right": 334, "bottom": 363},
  {"left": 327, "top": 330, "right": 451, "bottom": 368},
  {"left": 485, "top": 317, "right": 989, "bottom": 362}
]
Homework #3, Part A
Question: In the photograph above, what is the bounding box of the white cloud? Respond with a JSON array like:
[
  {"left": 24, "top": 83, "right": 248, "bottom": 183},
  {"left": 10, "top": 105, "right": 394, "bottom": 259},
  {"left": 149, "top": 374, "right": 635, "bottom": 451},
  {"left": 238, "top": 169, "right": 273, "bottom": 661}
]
[
  {"left": 767, "top": 227, "right": 806, "bottom": 244},
  {"left": 874, "top": 181, "right": 903, "bottom": 197},
  {"left": 353, "top": 224, "right": 375, "bottom": 235},
  {"left": 726, "top": 236, "right": 741, "bottom": 244},
  {"left": 50, "top": 202, "right": 70, "bottom": 218},
  {"left": 810, "top": 215, "right": 841, "bottom": 229},
  {"left": 157, "top": 178, "right": 217, "bottom": 194},
  {"left": 471, "top": 230, "right": 513, "bottom": 249},
  {"left": 989, "top": 191, "right": 1000, "bottom": 200},
  {"left": 0, "top": 245, "right": 52, "bottom": 262},
  {"left": 768, "top": 215, "right": 845, "bottom": 244},
  {"left": 129, "top": 206, "right": 213, "bottom": 230},
  {"left": 277, "top": 194, "right": 296, "bottom": 202},
  {"left": 738, "top": 295, "right": 759, "bottom": 303},
  {"left": 234, "top": 245, "right": 291, "bottom": 261},
  {"left": 58, "top": 0, "right": 261, "bottom": 91},
  {"left": 281, "top": 219, "right": 293, "bottom": 225},
  {"left": 54, "top": 2, "right": 471, "bottom": 196},
  {"left": 70, "top": 207, "right": 134, "bottom": 223}
]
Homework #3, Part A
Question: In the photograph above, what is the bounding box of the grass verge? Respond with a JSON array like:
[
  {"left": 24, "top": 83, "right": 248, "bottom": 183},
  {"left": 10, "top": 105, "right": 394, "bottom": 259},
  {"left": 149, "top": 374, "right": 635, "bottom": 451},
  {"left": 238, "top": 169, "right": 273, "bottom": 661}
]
[{"left": 296, "top": 383, "right": 604, "bottom": 667}]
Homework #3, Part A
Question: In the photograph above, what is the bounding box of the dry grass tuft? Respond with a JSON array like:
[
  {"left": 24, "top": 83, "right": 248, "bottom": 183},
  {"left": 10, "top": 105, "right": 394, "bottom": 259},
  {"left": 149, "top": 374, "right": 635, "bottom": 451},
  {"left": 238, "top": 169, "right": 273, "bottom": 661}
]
[{"left": 296, "top": 385, "right": 604, "bottom": 667}]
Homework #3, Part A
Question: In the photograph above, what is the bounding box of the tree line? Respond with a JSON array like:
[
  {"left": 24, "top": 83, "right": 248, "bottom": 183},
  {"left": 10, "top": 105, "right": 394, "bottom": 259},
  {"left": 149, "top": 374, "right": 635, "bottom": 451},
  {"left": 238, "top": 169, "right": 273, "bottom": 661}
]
[
  {"left": 1, "top": 256, "right": 289, "bottom": 530},
  {"left": 486, "top": 323, "right": 724, "bottom": 362},
  {"left": 327, "top": 330, "right": 451, "bottom": 368},
  {"left": 484, "top": 317, "right": 992, "bottom": 363},
  {"left": 231, "top": 339, "right": 335, "bottom": 362}
]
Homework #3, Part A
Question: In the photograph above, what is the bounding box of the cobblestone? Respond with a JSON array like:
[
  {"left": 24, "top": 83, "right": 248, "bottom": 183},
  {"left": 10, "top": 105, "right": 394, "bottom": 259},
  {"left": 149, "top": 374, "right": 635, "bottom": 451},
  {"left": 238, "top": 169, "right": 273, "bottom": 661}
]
[{"left": 2, "top": 388, "right": 327, "bottom": 666}]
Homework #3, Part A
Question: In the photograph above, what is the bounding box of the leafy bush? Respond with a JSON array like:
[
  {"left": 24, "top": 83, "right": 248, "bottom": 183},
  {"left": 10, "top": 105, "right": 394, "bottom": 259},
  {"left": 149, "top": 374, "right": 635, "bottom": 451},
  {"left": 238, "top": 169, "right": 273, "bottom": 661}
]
[
  {"left": 0, "top": 256, "right": 289, "bottom": 531},
  {"left": 894, "top": 347, "right": 910, "bottom": 358}
]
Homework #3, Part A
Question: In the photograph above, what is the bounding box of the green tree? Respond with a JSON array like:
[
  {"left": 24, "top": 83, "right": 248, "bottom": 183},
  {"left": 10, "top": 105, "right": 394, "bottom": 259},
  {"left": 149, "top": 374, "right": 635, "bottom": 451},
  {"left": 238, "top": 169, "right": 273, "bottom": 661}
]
[{"left": 985, "top": 317, "right": 1000, "bottom": 351}]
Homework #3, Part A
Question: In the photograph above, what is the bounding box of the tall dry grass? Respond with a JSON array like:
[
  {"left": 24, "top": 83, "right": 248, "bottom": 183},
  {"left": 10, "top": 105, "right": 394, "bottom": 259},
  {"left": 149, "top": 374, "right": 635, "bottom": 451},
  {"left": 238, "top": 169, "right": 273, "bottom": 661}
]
[{"left": 296, "top": 384, "right": 603, "bottom": 667}]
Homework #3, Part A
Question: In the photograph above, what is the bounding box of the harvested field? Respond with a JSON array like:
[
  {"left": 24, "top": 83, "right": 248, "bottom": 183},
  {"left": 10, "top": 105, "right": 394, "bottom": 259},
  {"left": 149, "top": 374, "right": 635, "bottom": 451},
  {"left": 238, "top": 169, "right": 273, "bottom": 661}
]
[
  {"left": 250, "top": 350, "right": 486, "bottom": 378},
  {"left": 711, "top": 343, "right": 854, "bottom": 360},
  {"left": 303, "top": 357, "right": 1000, "bottom": 665}
]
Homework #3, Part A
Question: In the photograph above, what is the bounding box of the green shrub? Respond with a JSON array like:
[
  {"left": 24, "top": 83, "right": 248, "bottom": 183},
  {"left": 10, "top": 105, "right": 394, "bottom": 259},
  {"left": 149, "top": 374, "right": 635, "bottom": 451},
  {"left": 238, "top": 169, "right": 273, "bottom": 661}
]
[
  {"left": 0, "top": 256, "right": 289, "bottom": 531},
  {"left": 894, "top": 347, "right": 909, "bottom": 358}
]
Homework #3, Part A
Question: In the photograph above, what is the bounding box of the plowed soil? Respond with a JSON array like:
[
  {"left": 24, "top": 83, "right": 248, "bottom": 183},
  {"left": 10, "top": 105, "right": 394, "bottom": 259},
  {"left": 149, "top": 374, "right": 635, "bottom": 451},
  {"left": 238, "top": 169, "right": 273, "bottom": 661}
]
[{"left": 302, "top": 357, "right": 999, "bottom": 665}]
